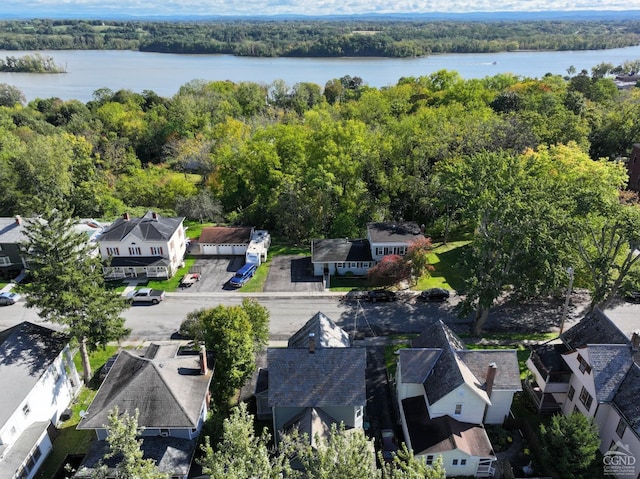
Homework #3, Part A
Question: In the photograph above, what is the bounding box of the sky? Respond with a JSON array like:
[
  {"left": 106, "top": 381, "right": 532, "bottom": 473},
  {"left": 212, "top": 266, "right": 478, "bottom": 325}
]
[{"left": 2, "top": 0, "right": 639, "bottom": 17}]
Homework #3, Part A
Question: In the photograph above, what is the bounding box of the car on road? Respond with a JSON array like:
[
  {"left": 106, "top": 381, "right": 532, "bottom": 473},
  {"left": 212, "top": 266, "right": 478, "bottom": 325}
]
[
  {"left": 418, "top": 288, "right": 451, "bottom": 302},
  {"left": 341, "top": 289, "right": 369, "bottom": 302},
  {"left": 126, "top": 288, "right": 165, "bottom": 304},
  {"left": 380, "top": 429, "right": 398, "bottom": 463},
  {"left": 0, "top": 291, "right": 20, "bottom": 306},
  {"left": 368, "top": 290, "right": 397, "bottom": 302}
]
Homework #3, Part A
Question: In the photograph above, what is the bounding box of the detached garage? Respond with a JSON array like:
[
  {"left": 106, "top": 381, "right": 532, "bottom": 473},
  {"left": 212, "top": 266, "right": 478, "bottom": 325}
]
[{"left": 199, "top": 227, "right": 254, "bottom": 256}]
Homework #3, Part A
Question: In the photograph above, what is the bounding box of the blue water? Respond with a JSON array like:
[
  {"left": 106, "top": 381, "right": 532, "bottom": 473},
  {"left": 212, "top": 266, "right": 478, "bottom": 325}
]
[{"left": 3, "top": 45, "right": 640, "bottom": 102}]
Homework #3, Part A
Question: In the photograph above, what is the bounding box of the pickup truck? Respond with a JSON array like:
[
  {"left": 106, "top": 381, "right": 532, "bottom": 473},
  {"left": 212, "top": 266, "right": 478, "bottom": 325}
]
[
  {"left": 179, "top": 273, "right": 200, "bottom": 288},
  {"left": 126, "top": 288, "right": 165, "bottom": 304}
]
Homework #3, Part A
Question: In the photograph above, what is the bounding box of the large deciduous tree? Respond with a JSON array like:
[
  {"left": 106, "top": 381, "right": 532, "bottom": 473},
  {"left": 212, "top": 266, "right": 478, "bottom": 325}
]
[
  {"left": 181, "top": 299, "right": 269, "bottom": 404},
  {"left": 21, "top": 209, "right": 129, "bottom": 383}
]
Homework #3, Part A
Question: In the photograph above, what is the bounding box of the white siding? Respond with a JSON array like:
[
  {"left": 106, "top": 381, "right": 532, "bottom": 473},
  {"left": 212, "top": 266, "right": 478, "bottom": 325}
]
[
  {"left": 484, "top": 390, "right": 516, "bottom": 424},
  {"left": 595, "top": 404, "right": 640, "bottom": 479},
  {"left": 429, "top": 385, "right": 488, "bottom": 424}
]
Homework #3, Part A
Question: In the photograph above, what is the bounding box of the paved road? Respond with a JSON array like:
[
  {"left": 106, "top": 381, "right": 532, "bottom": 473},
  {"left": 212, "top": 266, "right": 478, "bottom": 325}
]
[{"left": 0, "top": 293, "right": 454, "bottom": 342}]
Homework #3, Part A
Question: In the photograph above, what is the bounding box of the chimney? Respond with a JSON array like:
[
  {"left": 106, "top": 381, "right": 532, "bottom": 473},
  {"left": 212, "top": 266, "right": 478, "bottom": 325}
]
[
  {"left": 152, "top": 212, "right": 158, "bottom": 221},
  {"left": 309, "top": 333, "right": 316, "bottom": 354},
  {"left": 15, "top": 215, "right": 22, "bottom": 225},
  {"left": 486, "top": 362, "right": 498, "bottom": 398},
  {"left": 632, "top": 331, "right": 640, "bottom": 351},
  {"left": 123, "top": 212, "right": 130, "bottom": 221},
  {"left": 199, "top": 345, "right": 208, "bottom": 374}
]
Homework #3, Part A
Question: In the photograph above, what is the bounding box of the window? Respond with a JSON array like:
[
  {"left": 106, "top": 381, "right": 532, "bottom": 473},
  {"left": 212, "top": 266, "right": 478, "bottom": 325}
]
[
  {"left": 106, "top": 247, "right": 119, "bottom": 256},
  {"left": 0, "top": 256, "right": 10, "bottom": 266},
  {"left": 579, "top": 386, "right": 593, "bottom": 411},
  {"left": 574, "top": 405, "right": 580, "bottom": 414},
  {"left": 426, "top": 455, "right": 433, "bottom": 465},
  {"left": 616, "top": 418, "right": 627, "bottom": 438},
  {"left": 22, "top": 403, "right": 30, "bottom": 416},
  {"left": 568, "top": 385, "right": 575, "bottom": 401},
  {"left": 454, "top": 403, "right": 463, "bottom": 415},
  {"left": 577, "top": 354, "right": 591, "bottom": 374},
  {"left": 376, "top": 247, "right": 383, "bottom": 256},
  {"left": 336, "top": 263, "right": 344, "bottom": 268},
  {"left": 150, "top": 246, "right": 164, "bottom": 255},
  {"left": 460, "top": 459, "right": 467, "bottom": 466},
  {"left": 452, "top": 459, "right": 458, "bottom": 466},
  {"left": 128, "top": 247, "right": 142, "bottom": 256},
  {"left": 356, "top": 407, "right": 363, "bottom": 418},
  {"left": 32, "top": 446, "right": 41, "bottom": 462}
]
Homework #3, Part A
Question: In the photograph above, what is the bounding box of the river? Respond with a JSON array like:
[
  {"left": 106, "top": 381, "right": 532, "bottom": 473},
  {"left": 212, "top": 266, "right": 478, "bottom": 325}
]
[{"left": 3, "top": 45, "right": 640, "bottom": 103}]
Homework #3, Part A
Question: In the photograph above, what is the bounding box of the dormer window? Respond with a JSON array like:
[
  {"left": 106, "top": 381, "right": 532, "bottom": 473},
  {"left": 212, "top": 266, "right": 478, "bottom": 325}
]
[{"left": 577, "top": 354, "right": 591, "bottom": 374}]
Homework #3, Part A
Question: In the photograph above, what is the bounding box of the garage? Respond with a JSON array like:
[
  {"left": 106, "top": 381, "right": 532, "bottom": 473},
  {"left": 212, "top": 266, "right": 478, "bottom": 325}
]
[{"left": 199, "top": 227, "right": 253, "bottom": 256}]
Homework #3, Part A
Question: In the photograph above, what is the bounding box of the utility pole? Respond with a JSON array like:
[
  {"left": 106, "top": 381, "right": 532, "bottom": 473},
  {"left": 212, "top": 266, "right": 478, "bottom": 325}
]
[{"left": 559, "top": 266, "right": 575, "bottom": 336}]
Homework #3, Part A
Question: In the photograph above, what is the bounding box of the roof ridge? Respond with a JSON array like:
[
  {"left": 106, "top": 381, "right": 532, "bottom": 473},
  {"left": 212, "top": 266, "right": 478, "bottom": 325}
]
[{"left": 151, "top": 359, "right": 200, "bottom": 426}]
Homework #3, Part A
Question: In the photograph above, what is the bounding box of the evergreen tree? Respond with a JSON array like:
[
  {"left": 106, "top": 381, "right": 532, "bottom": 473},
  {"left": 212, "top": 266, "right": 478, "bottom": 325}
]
[
  {"left": 93, "top": 407, "right": 167, "bottom": 479},
  {"left": 20, "top": 208, "right": 129, "bottom": 383}
]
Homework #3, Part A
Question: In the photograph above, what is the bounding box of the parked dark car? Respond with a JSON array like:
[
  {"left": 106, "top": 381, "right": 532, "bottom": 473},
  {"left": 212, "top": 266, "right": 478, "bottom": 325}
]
[
  {"left": 381, "top": 429, "right": 398, "bottom": 463},
  {"left": 418, "top": 288, "right": 450, "bottom": 302},
  {"left": 625, "top": 291, "right": 640, "bottom": 303},
  {"left": 368, "top": 290, "right": 397, "bottom": 302},
  {"left": 342, "top": 289, "right": 369, "bottom": 302}
]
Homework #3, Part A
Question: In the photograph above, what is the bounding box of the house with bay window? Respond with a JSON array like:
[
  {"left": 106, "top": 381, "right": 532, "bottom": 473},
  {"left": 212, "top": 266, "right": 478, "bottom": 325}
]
[{"left": 98, "top": 211, "right": 186, "bottom": 279}]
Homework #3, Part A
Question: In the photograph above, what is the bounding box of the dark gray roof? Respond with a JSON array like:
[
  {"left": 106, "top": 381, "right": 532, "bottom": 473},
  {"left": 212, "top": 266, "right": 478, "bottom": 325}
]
[
  {"left": 99, "top": 211, "right": 184, "bottom": 242},
  {"left": 412, "top": 320, "right": 465, "bottom": 351},
  {"left": 457, "top": 350, "right": 523, "bottom": 392},
  {"left": 75, "top": 436, "right": 196, "bottom": 478},
  {"left": 398, "top": 349, "right": 442, "bottom": 384},
  {"left": 584, "top": 344, "right": 633, "bottom": 403},
  {"left": 267, "top": 348, "right": 366, "bottom": 408},
  {"left": 563, "top": 309, "right": 629, "bottom": 349},
  {"left": 366, "top": 222, "right": 424, "bottom": 244},
  {"left": 311, "top": 238, "right": 373, "bottom": 263},
  {"left": 0, "top": 322, "right": 68, "bottom": 428},
  {"left": 287, "top": 312, "right": 351, "bottom": 349},
  {"left": 401, "top": 396, "right": 494, "bottom": 457},
  {"left": 613, "top": 363, "right": 640, "bottom": 437},
  {"left": 77, "top": 345, "right": 212, "bottom": 430}
]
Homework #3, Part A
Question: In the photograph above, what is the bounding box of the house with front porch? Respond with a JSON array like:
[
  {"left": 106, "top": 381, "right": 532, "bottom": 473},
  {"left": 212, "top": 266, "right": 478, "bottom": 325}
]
[
  {"left": 525, "top": 309, "right": 640, "bottom": 478},
  {"left": 0, "top": 322, "right": 81, "bottom": 479},
  {"left": 395, "top": 321, "right": 521, "bottom": 477},
  {"left": 98, "top": 211, "right": 186, "bottom": 279},
  {"left": 75, "top": 342, "right": 213, "bottom": 479}
]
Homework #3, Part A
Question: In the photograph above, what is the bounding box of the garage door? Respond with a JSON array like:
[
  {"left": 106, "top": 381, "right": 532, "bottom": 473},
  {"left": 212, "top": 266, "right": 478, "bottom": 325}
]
[{"left": 232, "top": 245, "right": 248, "bottom": 255}]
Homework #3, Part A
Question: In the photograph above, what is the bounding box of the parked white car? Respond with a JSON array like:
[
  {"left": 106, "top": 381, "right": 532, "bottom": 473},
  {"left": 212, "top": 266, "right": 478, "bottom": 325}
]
[{"left": 0, "top": 291, "right": 21, "bottom": 306}]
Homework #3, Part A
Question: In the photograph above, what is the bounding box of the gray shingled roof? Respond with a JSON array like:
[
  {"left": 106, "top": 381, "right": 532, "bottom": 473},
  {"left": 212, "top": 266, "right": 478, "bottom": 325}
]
[
  {"left": 0, "top": 322, "right": 68, "bottom": 428},
  {"left": 99, "top": 211, "right": 184, "bottom": 242},
  {"left": 77, "top": 345, "right": 212, "bottom": 430},
  {"left": 398, "top": 349, "right": 442, "bottom": 384},
  {"left": 75, "top": 436, "right": 196, "bottom": 478},
  {"left": 267, "top": 348, "right": 366, "bottom": 408},
  {"left": 281, "top": 407, "right": 338, "bottom": 447},
  {"left": 412, "top": 320, "right": 465, "bottom": 351},
  {"left": 613, "top": 363, "right": 640, "bottom": 437},
  {"left": 563, "top": 309, "right": 629, "bottom": 349},
  {"left": 366, "top": 222, "right": 424, "bottom": 244},
  {"left": 401, "top": 396, "right": 494, "bottom": 457},
  {"left": 584, "top": 344, "right": 633, "bottom": 403},
  {"left": 0, "top": 217, "right": 32, "bottom": 244},
  {"left": 457, "top": 350, "right": 523, "bottom": 392},
  {"left": 311, "top": 238, "right": 373, "bottom": 263},
  {"left": 287, "top": 312, "right": 351, "bottom": 349}
]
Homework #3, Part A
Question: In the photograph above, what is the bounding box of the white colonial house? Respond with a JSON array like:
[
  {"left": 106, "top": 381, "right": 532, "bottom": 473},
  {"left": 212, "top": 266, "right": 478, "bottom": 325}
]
[
  {"left": 526, "top": 309, "right": 640, "bottom": 479},
  {"left": 0, "top": 322, "right": 81, "bottom": 479},
  {"left": 395, "top": 321, "right": 521, "bottom": 478},
  {"left": 76, "top": 342, "right": 213, "bottom": 479},
  {"left": 98, "top": 211, "right": 186, "bottom": 279}
]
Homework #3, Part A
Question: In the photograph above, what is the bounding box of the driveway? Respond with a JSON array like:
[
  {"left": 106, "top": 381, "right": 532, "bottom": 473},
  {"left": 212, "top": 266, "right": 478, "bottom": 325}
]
[
  {"left": 177, "top": 256, "right": 245, "bottom": 293},
  {"left": 263, "top": 255, "right": 324, "bottom": 293}
]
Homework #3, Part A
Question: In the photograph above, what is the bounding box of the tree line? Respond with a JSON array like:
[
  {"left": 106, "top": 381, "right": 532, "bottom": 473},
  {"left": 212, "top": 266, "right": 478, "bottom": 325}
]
[
  {"left": 0, "top": 18, "right": 638, "bottom": 56},
  {"left": 3, "top": 60, "right": 640, "bottom": 332}
]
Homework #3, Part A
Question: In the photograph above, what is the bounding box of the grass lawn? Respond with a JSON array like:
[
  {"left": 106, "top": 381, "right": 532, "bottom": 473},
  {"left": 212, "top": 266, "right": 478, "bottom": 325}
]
[
  {"left": 415, "top": 240, "right": 471, "bottom": 292},
  {"left": 183, "top": 221, "right": 214, "bottom": 240},
  {"left": 37, "top": 346, "right": 122, "bottom": 479}
]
